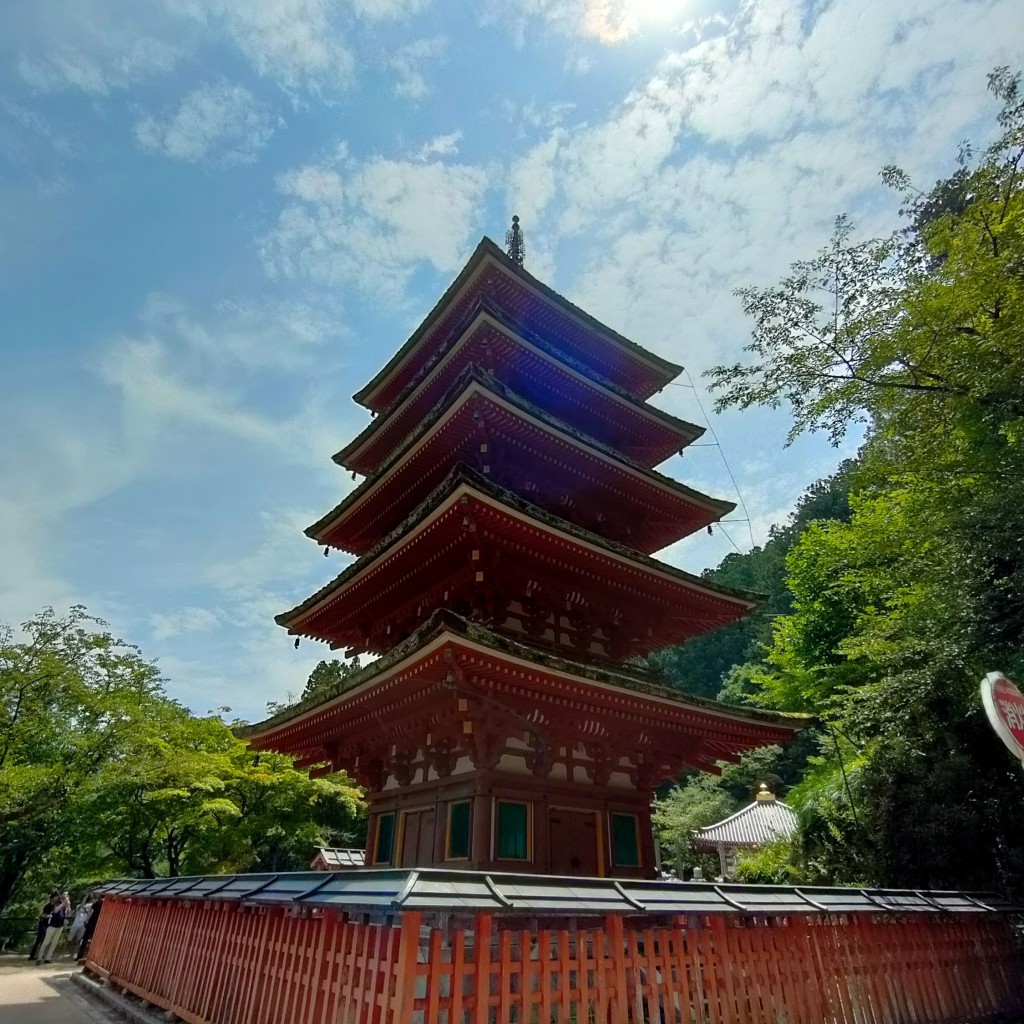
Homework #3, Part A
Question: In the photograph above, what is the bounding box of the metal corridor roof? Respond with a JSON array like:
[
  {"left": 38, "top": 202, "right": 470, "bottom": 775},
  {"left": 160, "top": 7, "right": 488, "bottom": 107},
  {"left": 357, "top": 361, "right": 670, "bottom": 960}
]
[{"left": 95, "top": 868, "right": 1020, "bottom": 918}]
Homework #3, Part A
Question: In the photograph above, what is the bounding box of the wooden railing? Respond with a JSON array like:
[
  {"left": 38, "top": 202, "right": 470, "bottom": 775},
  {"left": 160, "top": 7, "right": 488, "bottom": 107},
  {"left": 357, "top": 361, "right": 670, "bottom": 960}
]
[{"left": 87, "top": 893, "right": 1024, "bottom": 1023}]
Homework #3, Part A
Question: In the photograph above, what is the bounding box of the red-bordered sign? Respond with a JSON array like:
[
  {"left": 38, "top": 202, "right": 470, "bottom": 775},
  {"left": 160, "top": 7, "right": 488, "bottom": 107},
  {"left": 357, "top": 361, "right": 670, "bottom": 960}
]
[{"left": 980, "top": 672, "right": 1024, "bottom": 763}]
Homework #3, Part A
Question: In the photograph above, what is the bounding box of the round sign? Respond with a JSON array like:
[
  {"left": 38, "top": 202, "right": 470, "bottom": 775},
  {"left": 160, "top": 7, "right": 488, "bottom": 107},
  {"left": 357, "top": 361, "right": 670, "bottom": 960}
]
[{"left": 980, "top": 672, "right": 1024, "bottom": 763}]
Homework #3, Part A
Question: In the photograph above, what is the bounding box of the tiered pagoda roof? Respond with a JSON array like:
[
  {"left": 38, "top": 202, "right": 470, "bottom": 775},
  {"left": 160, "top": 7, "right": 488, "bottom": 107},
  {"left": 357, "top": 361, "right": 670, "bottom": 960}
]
[
  {"left": 244, "top": 609, "right": 804, "bottom": 790},
  {"left": 353, "top": 238, "right": 682, "bottom": 411},
  {"left": 310, "top": 367, "right": 732, "bottom": 556},
  {"left": 336, "top": 308, "right": 702, "bottom": 474},
  {"left": 281, "top": 467, "right": 754, "bottom": 659}
]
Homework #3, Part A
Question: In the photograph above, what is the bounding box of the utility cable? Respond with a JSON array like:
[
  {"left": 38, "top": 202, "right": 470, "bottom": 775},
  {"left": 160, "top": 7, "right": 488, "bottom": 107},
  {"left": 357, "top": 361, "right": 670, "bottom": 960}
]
[{"left": 666, "top": 372, "right": 758, "bottom": 551}]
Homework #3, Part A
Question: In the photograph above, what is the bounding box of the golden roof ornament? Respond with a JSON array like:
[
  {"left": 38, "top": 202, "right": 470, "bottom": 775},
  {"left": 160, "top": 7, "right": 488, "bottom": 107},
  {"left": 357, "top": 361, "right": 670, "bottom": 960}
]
[{"left": 755, "top": 783, "right": 775, "bottom": 802}]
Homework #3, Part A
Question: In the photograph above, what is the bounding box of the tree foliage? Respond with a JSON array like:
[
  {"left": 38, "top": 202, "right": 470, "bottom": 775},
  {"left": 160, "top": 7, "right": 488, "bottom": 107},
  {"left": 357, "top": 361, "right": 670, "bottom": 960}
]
[
  {"left": 651, "top": 465, "right": 853, "bottom": 701},
  {"left": 0, "top": 607, "right": 164, "bottom": 912},
  {"left": 0, "top": 608, "right": 365, "bottom": 918},
  {"left": 707, "top": 68, "right": 1024, "bottom": 445},
  {"left": 699, "top": 68, "right": 1024, "bottom": 894}
]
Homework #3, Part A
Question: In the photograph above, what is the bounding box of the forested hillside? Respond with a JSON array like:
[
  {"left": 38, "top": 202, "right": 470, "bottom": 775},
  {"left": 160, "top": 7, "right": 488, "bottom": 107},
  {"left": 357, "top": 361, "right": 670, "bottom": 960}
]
[{"left": 655, "top": 69, "right": 1024, "bottom": 896}]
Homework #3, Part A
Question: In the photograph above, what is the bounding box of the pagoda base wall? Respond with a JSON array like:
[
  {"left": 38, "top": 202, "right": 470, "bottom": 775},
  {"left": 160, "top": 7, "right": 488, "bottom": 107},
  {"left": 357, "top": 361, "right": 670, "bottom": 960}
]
[
  {"left": 364, "top": 766, "right": 657, "bottom": 878},
  {"left": 85, "top": 890, "right": 1024, "bottom": 1024}
]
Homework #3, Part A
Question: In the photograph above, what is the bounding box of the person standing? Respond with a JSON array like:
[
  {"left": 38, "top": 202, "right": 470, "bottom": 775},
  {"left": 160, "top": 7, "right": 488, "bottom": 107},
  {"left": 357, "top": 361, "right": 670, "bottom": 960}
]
[
  {"left": 36, "top": 891, "right": 70, "bottom": 964},
  {"left": 68, "top": 896, "right": 92, "bottom": 948},
  {"left": 77, "top": 896, "right": 103, "bottom": 962},
  {"left": 27, "top": 894, "right": 56, "bottom": 961}
]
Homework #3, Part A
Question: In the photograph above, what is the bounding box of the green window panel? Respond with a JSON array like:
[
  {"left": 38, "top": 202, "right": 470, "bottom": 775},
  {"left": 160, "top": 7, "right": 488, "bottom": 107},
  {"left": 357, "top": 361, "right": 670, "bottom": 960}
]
[
  {"left": 374, "top": 812, "right": 395, "bottom": 865},
  {"left": 496, "top": 801, "right": 530, "bottom": 860},
  {"left": 611, "top": 812, "right": 640, "bottom": 867},
  {"left": 447, "top": 801, "right": 471, "bottom": 860}
]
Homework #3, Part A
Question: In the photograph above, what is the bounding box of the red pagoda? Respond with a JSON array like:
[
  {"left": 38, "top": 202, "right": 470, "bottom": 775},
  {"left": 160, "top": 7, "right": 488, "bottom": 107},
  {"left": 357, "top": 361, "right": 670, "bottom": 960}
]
[{"left": 243, "top": 225, "right": 805, "bottom": 878}]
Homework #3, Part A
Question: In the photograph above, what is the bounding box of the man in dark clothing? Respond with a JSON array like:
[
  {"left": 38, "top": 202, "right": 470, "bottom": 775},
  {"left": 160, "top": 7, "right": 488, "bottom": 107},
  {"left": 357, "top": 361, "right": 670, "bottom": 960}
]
[
  {"left": 37, "top": 891, "right": 70, "bottom": 963},
  {"left": 27, "top": 895, "right": 56, "bottom": 961},
  {"left": 77, "top": 897, "right": 103, "bottom": 962}
]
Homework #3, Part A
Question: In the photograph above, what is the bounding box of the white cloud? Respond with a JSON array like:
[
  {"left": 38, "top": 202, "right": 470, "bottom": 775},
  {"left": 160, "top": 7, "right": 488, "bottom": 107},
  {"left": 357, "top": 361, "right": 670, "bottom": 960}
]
[
  {"left": 134, "top": 81, "right": 280, "bottom": 165},
  {"left": 138, "top": 292, "right": 343, "bottom": 371},
  {"left": 416, "top": 130, "right": 462, "bottom": 161},
  {"left": 262, "top": 154, "right": 489, "bottom": 303},
  {"left": 94, "top": 294, "right": 359, "bottom": 474},
  {"left": 504, "top": 0, "right": 1023, "bottom": 373},
  {"left": 484, "top": 0, "right": 693, "bottom": 46},
  {"left": 97, "top": 335, "right": 292, "bottom": 449},
  {"left": 277, "top": 165, "right": 346, "bottom": 203},
  {"left": 206, "top": 507, "right": 329, "bottom": 597},
  {"left": 386, "top": 35, "right": 447, "bottom": 101},
  {"left": 0, "top": 498, "right": 76, "bottom": 627}
]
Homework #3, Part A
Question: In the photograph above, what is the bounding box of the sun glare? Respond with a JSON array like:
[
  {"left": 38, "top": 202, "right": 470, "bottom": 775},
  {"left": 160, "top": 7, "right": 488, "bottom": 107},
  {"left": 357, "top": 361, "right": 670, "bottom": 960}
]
[{"left": 584, "top": 0, "right": 695, "bottom": 44}]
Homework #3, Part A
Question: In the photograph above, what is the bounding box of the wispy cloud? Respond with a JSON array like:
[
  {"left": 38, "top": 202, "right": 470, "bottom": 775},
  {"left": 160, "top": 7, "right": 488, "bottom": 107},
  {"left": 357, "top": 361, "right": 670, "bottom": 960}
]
[
  {"left": 415, "top": 130, "right": 461, "bottom": 161},
  {"left": 8, "top": 0, "right": 188, "bottom": 94},
  {"left": 6, "top": 0, "right": 357, "bottom": 96},
  {"left": 134, "top": 80, "right": 280, "bottom": 164},
  {"left": 484, "top": 0, "right": 691, "bottom": 47},
  {"left": 387, "top": 35, "right": 447, "bottom": 101},
  {"left": 262, "top": 153, "right": 489, "bottom": 303},
  {"left": 350, "top": 0, "right": 429, "bottom": 19},
  {"left": 150, "top": 605, "right": 224, "bottom": 641},
  {"left": 179, "top": 0, "right": 356, "bottom": 92}
]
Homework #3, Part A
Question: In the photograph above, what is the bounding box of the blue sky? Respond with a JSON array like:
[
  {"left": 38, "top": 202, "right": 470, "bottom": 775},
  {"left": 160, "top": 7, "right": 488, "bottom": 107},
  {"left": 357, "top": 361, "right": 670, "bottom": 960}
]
[{"left": 2, "top": 0, "right": 1021, "bottom": 720}]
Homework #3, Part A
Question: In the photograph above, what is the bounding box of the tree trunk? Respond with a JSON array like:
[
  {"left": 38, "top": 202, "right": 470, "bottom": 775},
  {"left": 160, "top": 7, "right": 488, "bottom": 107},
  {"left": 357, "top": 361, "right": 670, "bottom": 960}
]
[{"left": 0, "top": 846, "right": 32, "bottom": 917}]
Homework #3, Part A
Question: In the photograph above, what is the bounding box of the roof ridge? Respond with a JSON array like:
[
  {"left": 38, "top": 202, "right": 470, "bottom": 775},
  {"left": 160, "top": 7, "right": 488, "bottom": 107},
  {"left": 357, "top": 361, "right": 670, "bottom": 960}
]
[{"left": 352, "top": 238, "right": 682, "bottom": 409}]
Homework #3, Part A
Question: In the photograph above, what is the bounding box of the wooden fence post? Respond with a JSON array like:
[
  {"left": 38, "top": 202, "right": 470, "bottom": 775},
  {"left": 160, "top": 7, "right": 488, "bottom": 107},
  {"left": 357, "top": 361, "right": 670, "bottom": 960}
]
[{"left": 391, "top": 912, "right": 422, "bottom": 1024}]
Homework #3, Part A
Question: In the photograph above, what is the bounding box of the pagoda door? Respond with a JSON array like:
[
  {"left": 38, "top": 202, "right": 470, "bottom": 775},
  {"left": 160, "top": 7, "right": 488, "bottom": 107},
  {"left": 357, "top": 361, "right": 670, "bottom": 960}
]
[
  {"left": 400, "top": 806, "right": 436, "bottom": 867},
  {"left": 548, "top": 808, "right": 601, "bottom": 877}
]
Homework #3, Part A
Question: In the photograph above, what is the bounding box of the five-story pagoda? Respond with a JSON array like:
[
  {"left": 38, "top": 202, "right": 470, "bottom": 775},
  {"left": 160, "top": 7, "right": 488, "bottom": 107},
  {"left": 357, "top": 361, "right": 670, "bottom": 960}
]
[{"left": 242, "top": 222, "right": 805, "bottom": 878}]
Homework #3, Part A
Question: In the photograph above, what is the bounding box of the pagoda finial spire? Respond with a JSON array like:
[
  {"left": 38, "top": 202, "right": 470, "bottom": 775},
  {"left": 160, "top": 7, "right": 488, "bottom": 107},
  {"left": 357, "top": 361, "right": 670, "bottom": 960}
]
[{"left": 505, "top": 214, "right": 525, "bottom": 267}]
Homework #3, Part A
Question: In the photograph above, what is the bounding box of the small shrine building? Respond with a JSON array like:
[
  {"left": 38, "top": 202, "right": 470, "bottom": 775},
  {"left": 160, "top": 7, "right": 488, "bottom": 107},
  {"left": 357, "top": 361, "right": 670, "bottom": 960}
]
[
  {"left": 242, "top": 224, "right": 807, "bottom": 878},
  {"left": 309, "top": 847, "right": 366, "bottom": 871},
  {"left": 692, "top": 784, "right": 799, "bottom": 880}
]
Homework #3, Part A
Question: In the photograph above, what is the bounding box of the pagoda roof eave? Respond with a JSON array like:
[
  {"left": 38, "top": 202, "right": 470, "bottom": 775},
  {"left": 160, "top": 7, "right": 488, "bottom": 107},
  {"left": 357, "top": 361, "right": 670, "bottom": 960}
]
[
  {"left": 239, "top": 608, "right": 812, "bottom": 741},
  {"left": 306, "top": 367, "right": 735, "bottom": 547},
  {"left": 352, "top": 238, "right": 682, "bottom": 410},
  {"left": 278, "top": 466, "right": 761, "bottom": 633},
  {"left": 333, "top": 307, "right": 704, "bottom": 470}
]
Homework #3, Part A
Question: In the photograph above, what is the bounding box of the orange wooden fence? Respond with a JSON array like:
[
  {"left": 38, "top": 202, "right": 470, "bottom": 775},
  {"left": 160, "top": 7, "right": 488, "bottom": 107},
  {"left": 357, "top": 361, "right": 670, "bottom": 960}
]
[{"left": 86, "top": 895, "right": 1024, "bottom": 1024}]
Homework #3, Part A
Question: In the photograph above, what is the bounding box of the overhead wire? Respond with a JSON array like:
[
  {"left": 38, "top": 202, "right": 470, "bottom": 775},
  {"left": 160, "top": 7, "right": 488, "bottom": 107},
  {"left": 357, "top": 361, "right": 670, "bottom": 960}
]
[{"left": 666, "top": 372, "right": 758, "bottom": 551}]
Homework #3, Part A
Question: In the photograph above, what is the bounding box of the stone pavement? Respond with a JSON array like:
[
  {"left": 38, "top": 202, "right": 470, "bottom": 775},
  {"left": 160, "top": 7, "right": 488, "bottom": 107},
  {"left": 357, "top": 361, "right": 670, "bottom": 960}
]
[{"left": 0, "top": 957, "right": 116, "bottom": 1023}]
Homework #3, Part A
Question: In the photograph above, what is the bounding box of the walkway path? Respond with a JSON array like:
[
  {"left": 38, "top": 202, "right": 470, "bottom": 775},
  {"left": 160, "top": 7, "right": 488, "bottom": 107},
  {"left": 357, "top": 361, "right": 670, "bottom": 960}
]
[{"left": 0, "top": 959, "right": 115, "bottom": 1023}]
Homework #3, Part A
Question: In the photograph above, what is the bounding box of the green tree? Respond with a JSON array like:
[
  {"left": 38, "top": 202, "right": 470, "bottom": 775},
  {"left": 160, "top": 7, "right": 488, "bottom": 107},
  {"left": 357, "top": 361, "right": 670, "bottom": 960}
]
[
  {"left": 653, "top": 773, "right": 737, "bottom": 878},
  {"left": 0, "top": 607, "right": 164, "bottom": 913},
  {"left": 302, "top": 659, "right": 360, "bottom": 702},
  {"left": 84, "top": 708, "right": 364, "bottom": 878},
  {"left": 707, "top": 68, "right": 1024, "bottom": 893},
  {"left": 1, "top": 606, "right": 367, "bottom": 924},
  {"left": 265, "top": 657, "right": 362, "bottom": 715},
  {"left": 650, "top": 464, "right": 853, "bottom": 701}
]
